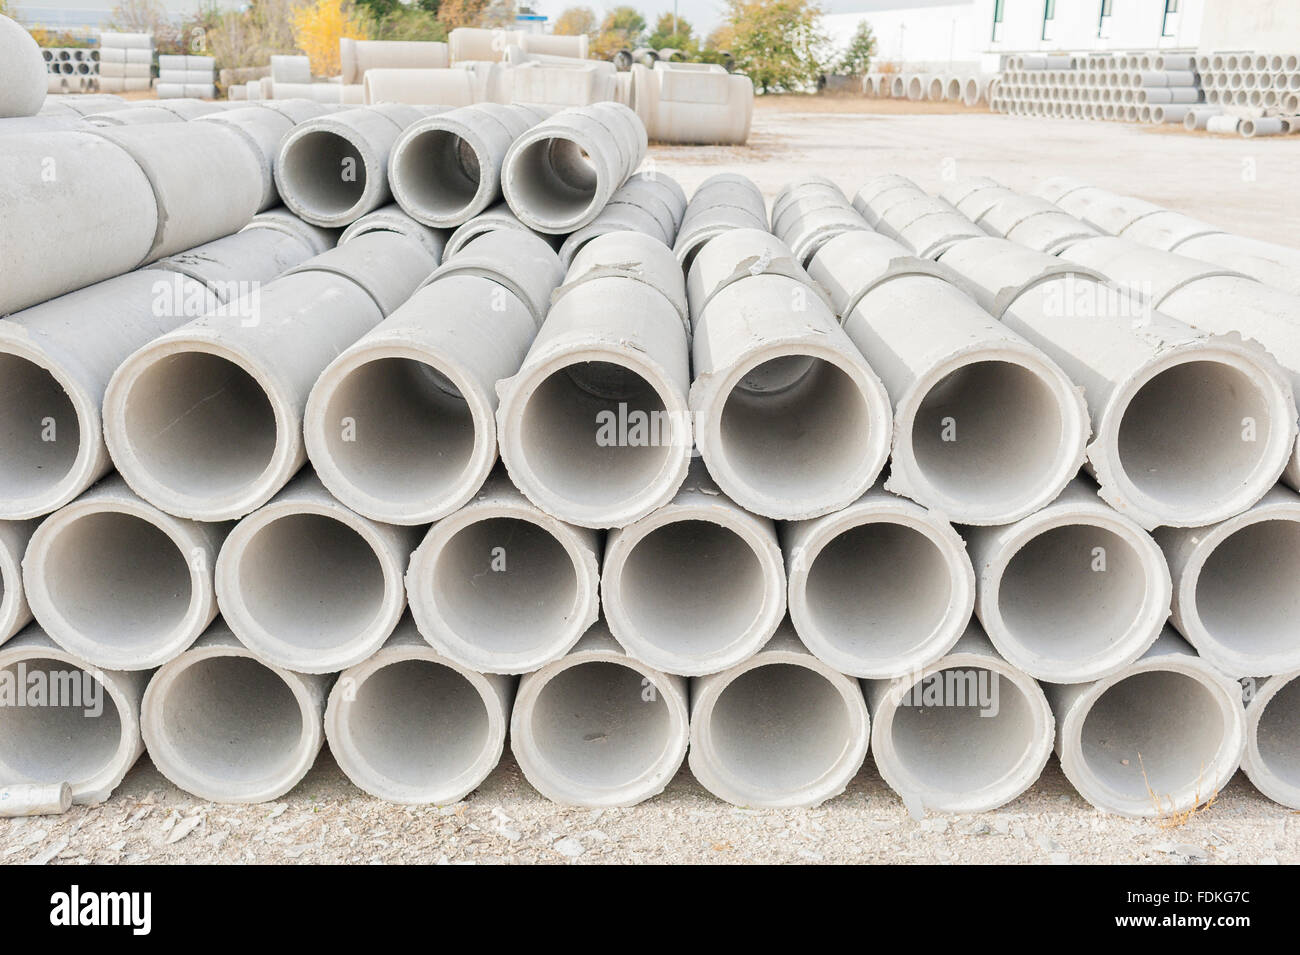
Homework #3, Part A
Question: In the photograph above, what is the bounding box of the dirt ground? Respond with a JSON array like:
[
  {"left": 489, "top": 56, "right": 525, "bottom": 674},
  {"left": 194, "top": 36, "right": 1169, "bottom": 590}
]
[{"left": 8, "top": 97, "right": 1299, "bottom": 866}]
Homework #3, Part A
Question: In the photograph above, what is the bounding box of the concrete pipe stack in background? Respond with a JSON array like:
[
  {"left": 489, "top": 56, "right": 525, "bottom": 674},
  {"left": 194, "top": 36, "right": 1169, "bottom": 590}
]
[
  {"left": 157, "top": 54, "right": 215, "bottom": 100},
  {"left": 97, "top": 31, "right": 153, "bottom": 95}
]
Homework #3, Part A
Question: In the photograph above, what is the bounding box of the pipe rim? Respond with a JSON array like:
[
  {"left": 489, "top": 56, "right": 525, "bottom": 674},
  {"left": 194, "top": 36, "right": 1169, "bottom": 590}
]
[
  {"left": 1242, "top": 670, "right": 1300, "bottom": 809},
  {"left": 502, "top": 124, "right": 616, "bottom": 234},
  {"left": 389, "top": 116, "right": 498, "bottom": 229},
  {"left": 275, "top": 120, "right": 383, "bottom": 228}
]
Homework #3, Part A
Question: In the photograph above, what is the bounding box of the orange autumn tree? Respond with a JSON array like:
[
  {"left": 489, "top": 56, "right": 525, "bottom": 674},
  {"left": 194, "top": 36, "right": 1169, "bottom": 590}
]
[{"left": 290, "top": 0, "right": 368, "bottom": 77}]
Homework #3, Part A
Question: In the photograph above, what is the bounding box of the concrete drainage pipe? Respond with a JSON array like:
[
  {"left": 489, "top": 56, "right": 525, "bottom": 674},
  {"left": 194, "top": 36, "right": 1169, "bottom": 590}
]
[
  {"left": 141, "top": 622, "right": 329, "bottom": 803},
  {"left": 602, "top": 460, "right": 785, "bottom": 676},
  {"left": 443, "top": 201, "right": 558, "bottom": 257},
  {"left": 689, "top": 624, "right": 870, "bottom": 808},
  {"left": 1045, "top": 629, "right": 1245, "bottom": 818},
  {"left": 867, "top": 621, "right": 1054, "bottom": 813},
  {"left": 325, "top": 618, "right": 512, "bottom": 805},
  {"left": 405, "top": 470, "right": 601, "bottom": 674},
  {"left": 672, "top": 173, "right": 767, "bottom": 270},
  {"left": 422, "top": 228, "right": 564, "bottom": 327},
  {"left": 0, "top": 519, "right": 39, "bottom": 644},
  {"left": 22, "top": 474, "right": 229, "bottom": 670},
  {"left": 511, "top": 622, "right": 687, "bottom": 807},
  {"left": 1242, "top": 671, "right": 1300, "bottom": 809},
  {"left": 0, "top": 625, "right": 146, "bottom": 805},
  {"left": 0, "top": 14, "right": 47, "bottom": 118},
  {"left": 784, "top": 486, "right": 974, "bottom": 679},
  {"left": 338, "top": 204, "right": 447, "bottom": 261}
]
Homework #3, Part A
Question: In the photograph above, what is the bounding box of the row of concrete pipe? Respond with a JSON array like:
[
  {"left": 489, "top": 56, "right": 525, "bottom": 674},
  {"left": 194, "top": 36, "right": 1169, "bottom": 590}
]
[{"left": 2, "top": 99, "right": 1300, "bottom": 820}]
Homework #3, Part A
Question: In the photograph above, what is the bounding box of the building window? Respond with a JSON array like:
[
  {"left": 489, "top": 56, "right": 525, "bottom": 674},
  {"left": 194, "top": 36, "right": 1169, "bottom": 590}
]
[
  {"left": 1162, "top": 0, "right": 1179, "bottom": 36},
  {"left": 992, "top": 0, "right": 1004, "bottom": 42},
  {"left": 1098, "top": 0, "right": 1113, "bottom": 37},
  {"left": 1042, "top": 0, "right": 1056, "bottom": 41}
]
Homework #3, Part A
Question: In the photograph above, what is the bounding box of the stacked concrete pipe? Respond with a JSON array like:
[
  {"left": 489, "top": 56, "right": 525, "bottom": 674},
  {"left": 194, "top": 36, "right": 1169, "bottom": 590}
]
[
  {"left": 338, "top": 204, "right": 447, "bottom": 260},
  {"left": 0, "top": 14, "right": 48, "bottom": 118},
  {"left": 141, "top": 621, "right": 329, "bottom": 803},
  {"left": 852, "top": 174, "right": 985, "bottom": 259},
  {"left": 672, "top": 172, "right": 767, "bottom": 269},
  {"left": 0, "top": 519, "right": 39, "bottom": 644},
  {"left": 937, "top": 237, "right": 1297, "bottom": 528},
  {"left": 558, "top": 171, "right": 687, "bottom": 267},
  {"left": 444, "top": 201, "right": 558, "bottom": 256},
  {"left": 511, "top": 621, "right": 688, "bottom": 807},
  {"left": 771, "top": 176, "right": 871, "bottom": 265},
  {"left": 941, "top": 176, "right": 1100, "bottom": 254},
  {"left": 1242, "top": 670, "right": 1300, "bottom": 809}
]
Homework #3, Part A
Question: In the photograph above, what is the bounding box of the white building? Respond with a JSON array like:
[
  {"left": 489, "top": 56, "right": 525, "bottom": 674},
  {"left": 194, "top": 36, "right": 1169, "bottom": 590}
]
[{"left": 823, "top": 0, "right": 1300, "bottom": 73}]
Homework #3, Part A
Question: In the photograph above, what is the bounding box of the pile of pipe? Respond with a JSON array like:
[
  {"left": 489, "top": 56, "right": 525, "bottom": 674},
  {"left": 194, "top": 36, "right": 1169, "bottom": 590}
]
[
  {"left": 1190, "top": 51, "right": 1300, "bottom": 137},
  {"left": 862, "top": 69, "right": 994, "bottom": 108},
  {"left": 4, "top": 91, "right": 1300, "bottom": 821},
  {"left": 157, "top": 54, "right": 216, "bottom": 100},
  {"left": 41, "top": 47, "right": 100, "bottom": 95},
  {"left": 97, "top": 30, "right": 153, "bottom": 95}
]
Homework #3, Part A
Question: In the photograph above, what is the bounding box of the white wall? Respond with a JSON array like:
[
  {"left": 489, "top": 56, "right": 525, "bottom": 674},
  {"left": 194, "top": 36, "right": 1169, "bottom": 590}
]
[{"left": 1198, "top": 0, "right": 1300, "bottom": 53}]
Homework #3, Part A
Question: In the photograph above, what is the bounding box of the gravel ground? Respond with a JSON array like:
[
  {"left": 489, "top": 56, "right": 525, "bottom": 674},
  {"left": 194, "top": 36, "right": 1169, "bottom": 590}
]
[{"left": 5, "top": 97, "right": 1298, "bottom": 866}]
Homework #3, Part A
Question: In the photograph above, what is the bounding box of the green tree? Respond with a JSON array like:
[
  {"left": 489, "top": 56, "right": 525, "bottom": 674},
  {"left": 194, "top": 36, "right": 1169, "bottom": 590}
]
[
  {"left": 723, "top": 0, "right": 826, "bottom": 92},
  {"left": 553, "top": 5, "right": 598, "bottom": 38},
  {"left": 838, "top": 19, "right": 876, "bottom": 75},
  {"left": 591, "top": 5, "right": 645, "bottom": 58},
  {"left": 647, "top": 11, "right": 694, "bottom": 53}
]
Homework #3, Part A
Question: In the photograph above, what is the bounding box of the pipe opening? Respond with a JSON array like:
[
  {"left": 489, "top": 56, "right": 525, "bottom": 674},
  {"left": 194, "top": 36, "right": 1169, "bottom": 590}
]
[
  {"left": 910, "top": 360, "right": 1066, "bottom": 511},
  {"left": 41, "top": 512, "right": 192, "bottom": 652},
  {"left": 804, "top": 522, "right": 953, "bottom": 660},
  {"left": 236, "top": 514, "right": 385, "bottom": 650},
  {"left": 719, "top": 357, "right": 874, "bottom": 503},
  {"left": 434, "top": 517, "right": 578, "bottom": 654},
  {"left": 118, "top": 352, "right": 276, "bottom": 501},
  {"left": 1117, "top": 360, "right": 1274, "bottom": 508},
  {"left": 282, "top": 130, "right": 368, "bottom": 219},
  {"left": 889, "top": 667, "right": 1034, "bottom": 792},
  {"left": 395, "top": 129, "right": 482, "bottom": 221},
  {"left": 619, "top": 519, "right": 764, "bottom": 658},
  {"left": 159, "top": 655, "right": 303, "bottom": 784},
  {"left": 347, "top": 659, "right": 489, "bottom": 790},
  {"left": 529, "top": 661, "right": 671, "bottom": 788},
  {"left": 710, "top": 663, "right": 852, "bottom": 792},
  {"left": 510, "top": 136, "right": 599, "bottom": 226},
  {"left": 0, "top": 658, "right": 121, "bottom": 782},
  {"left": 1080, "top": 669, "right": 1225, "bottom": 800},
  {"left": 999, "top": 525, "right": 1146, "bottom": 662},
  {"left": 519, "top": 361, "right": 673, "bottom": 513},
  {"left": 320, "top": 357, "right": 476, "bottom": 508},
  {"left": 1256, "top": 676, "right": 1300, "bottom": 790},
  {"left": 0, "top": 355, "right": 81, "bottom": 500},
  {"left": 1195, "top": 519, "right": 1300, "bottom": 657}
]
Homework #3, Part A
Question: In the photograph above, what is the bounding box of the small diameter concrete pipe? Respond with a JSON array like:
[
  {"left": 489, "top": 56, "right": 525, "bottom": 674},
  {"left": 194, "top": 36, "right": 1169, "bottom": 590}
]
[
  {"left": 337, "top": 204, "right": 447, "bottom": 261},
  {"left": 389, "top": 103, "right": 543, "bottom": 228},
  {"left": 689, "top": 623, "right": 870, "bottom": 808},
  {"left": 406, "top": 469, "right": 601, "bottom": 674},
  {"left": 1045, "top": 628, "right": 1245, "bottom": 818},
  {"left": 1156, "top": 484, "right": 1300, "bottom": 677},
  {"left": 557, "top": 230, "right": 689, "bottom": 331},
  {"left": 22, "top": 474, "right": 228, "bottom": 670},
  {"left": 812, "top": 234, "right": 1089, "bottom": 524},
  {"left": 783, "top": 486, "right": 974, "bottom": 679},
  {"left": 141, "top": 621, "right": 330, "bottom": 803},
  {"left": 275, "top": 103, "right": 432, "bottom": 228},
  {"left": 687, "top": 227, "right": 835, "bottom": 322},
  {"left": 103, "top": 233, "right": 434, "bottom": 521},
  {"left": 426, "top": 227, "right": 566, "bottom": 327},
  {"left": 965, "top": 477, "right": 1171, "bottom": 683},
  {"left": 511, "top": 621, "right": 688, "bottom": 807},
  {"left": 672, "top": 173, "right": 768, "bottom": 270},
  {"left": 0, "top": 519, "right": 39, "bottom": 645},
  {"left": 0, "top": 271, "right": 219, "bottom": 520},
  {"left": 243, "top": 207, "right": 340, "bottom": 255},
  {"left": 496, "top": 274, "right": 691, "bottom": 528},
  {"left": 866, "top": 621, "right": 1054, "bottom": 813},
  {"left": 197, "top": 105, "right": 298, "bottom": 211},
  {"left": 0, "top": 131, "right": 157, "bottom": 313},
  {"left": 147, "top": 222, "right": 323, "bottom": 297},
  {"left": 0, "top": 624, "right": 146, "bottom": 805},
  {"left": 1242, "top": 671, "right": 1300, "bottom": 809},
  {"left": 501, "top": 102, "right": 646, "bottom": 234},
  {"left": 306, "top": 272, "right": 538, "bottom": 524},
  {"left": 602, "top": 460, "right": 785, "bottom": 676},
  {"left": 558, "top": 172, "right": 688, "bottom": 267},
  {"left": 215, "top": 469, "right": 419, "bottom": 673},
  {"left": 938, "top": 238, "right": 1296, "bottom": 528},
  {"left": 444, "top": 201, "right": 557, "bottom": 257},
  {"left": 325, "top": 616, "right": 512, "bottom": 805},
  {"left": 0, "top": 14, "right": 47, "bottom": 117},
  {"left": 688, "top": 268, "right": 892, "bottom": 521}
]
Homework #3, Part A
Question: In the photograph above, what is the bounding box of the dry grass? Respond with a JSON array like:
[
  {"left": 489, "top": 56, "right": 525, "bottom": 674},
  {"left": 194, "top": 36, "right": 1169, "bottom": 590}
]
[{"left": 1140, "top": 754, "right": 1220, "bottom": 830}]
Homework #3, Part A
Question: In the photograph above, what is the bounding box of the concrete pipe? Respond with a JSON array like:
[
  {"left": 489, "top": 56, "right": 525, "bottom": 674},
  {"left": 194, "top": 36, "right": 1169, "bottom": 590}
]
[
  {"left": 197, "top": 105, "right": 297, "bottom": 211},
  {"left": 306, "top": 274, "right": 537, "bottom": 524},
  {"left": 558, "top": 230, "right": 688, "bottom": 331},
  {"left": 962, "top": 75, "right": 989, "bottom": 106},
  {"left": 966, "top": 477, "right": 1171, "bottom": 683},
  {"left": 1170, "top": 232, "right": 1300, "bottom": 298},
  {"left": 147, "top": 224, "right": 323, "bottom": 299},
  {"left": 690, "top": 271, "right": 894, "bottom": 521},
  {"left": 215, "top": 469, "right": 418, "bottom": 674},
  {"left": 511, "top": 621, "right": 688, "bottom": 807},
  {"left": 558, "top": 172, "right": 687, "bottom": 266},
  {"left": 783, "top": 486, "right": 974, "bottom": 679},
  {"left": 338, "top": 204, "right": 447, "bottom": 261},
  {"left": 269, "top": 55, "right": 311, "bottom": 84},
  {"left": 361, "top": 68, "right": 476, "bottom": 108},
  {"left": 612, "top": 49, "right": 633, "bottom": 72},
  {"left": 496, "top": 277, "right": 691, "bottom": 528},
  {"left": 689, "top": 623, "right": 870, "bottom": 809},
  {"left": 1206, "top": 114, "right": 1240, "bottom": 134},
  {"left": 841, "top": 272, "right": 1088, "bottom": 524},
  {"left": 141, "top": 622, "right": 329, "bottom": 803},
  {"left": 1045, "top": 629, "right": 1245, "bottom": 818},
  {"left": 866, "top": 621, "right": 1052, "bottom": 813},
  {"left": 0, "top": 625, "right": 145, "bottom": 805},
  {"left": 340, "top": 39, "right": 450, "bottom": 85},
  {"left": 1156, "top": 485, "right": 1300, "bottom": 677},
  {"left": 1242, "top": 671, "right": 1300, "bottom": 809},
  {"left": 422, "top": 227, "right": 562, "bottom": 327},
  {"left": 602, "top": 460, "right": 785, "bottom": 676},
  {"left": 389, "top": 103, "right": 541, "bottom": 228},
  {"left": 243, "top": 207, "right": 339, "bottom": 255},
  {"left": 0, "top": 15, "right": 47, "bottom": 118},
  {"left": 22, "top": 474, "right": 228, "bottom": 670},
  {"left": 0, "top": 271, "right": 219, "bottom": 520},
  {"left": 688, "top": 227, "right": 831, "bottom": 321},
  {"left": 673, "top": 188, "right": 769, "bottom": 270},
  {"left": 443, "top": 201, "right": 557, "bottom": 257},
  {"left": 0, "top": 131, "right": 157, "bottom": 314},
  {"left": 939, "top": 238, "right": 1295, "bottom": 528},
  {"left": 405, "top": 469, "right": 600, "bottom": 674},
  {"left": 275, "top": 104, "right": 429, "bottom": 228},
  {"left": 501, "top": 102, "right": 646, "bottom": 234},
  {"left": 325, "top": 616, "right": 511, "bottom": 805},
  {"left": 85, "top": 106, "right": 184, "bottom": 126},
  {"left": 0, "top": 519, "right": 39, "bottom": 644},
  {"left": 1242, "top": 117, "right": 1285, "bottom": 138}
]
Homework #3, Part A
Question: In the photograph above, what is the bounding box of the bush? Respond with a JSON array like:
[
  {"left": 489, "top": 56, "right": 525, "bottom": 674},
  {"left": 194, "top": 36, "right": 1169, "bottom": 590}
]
[{"left": 723, "top": 0, "right": 827, "bottom": 93}]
